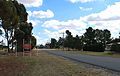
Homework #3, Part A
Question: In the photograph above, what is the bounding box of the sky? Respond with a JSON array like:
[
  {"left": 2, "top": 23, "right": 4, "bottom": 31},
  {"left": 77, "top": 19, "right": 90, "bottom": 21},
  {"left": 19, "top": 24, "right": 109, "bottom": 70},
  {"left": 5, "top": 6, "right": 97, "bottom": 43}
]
[{"left": 1, "top": 0, "right": 120, "bottom": 45}]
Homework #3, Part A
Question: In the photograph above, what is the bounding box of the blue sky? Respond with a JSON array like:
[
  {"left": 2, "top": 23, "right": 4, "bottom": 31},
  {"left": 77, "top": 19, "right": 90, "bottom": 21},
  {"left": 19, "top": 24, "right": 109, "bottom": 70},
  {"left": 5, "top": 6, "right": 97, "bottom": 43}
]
[
  {"left": 17, "top": 0, "right": 120, "bottom": 45},
  {"left": 1, "top": 0, "right": 120, "bottom": 45}
]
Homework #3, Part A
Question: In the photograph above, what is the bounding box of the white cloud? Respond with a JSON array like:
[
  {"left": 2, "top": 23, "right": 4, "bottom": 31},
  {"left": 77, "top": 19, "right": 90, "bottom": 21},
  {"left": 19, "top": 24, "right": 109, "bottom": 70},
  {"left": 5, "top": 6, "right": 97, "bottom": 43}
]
[
  {"left": 43, "top": 29, "right": 84, "bottom": 43},
  {"left": 33, "top": 35, "right": 48, "bottom": 45},
  {"left": 69, "top": 0, "right": 95, "bottom": 3},
  {"left": 81, "top": 2, "right": 120, "bottom": 21},
  {"left": 42, "top": 19, "right": 87, "bottom": 40},
  {"left": 42, "top": 19, "right": 87, "bottom": 30},
  {"left": 18, "top": 0, "right": 43, "bottom": 7},
  {"left": 29, "top": 1, "right": 120, "bottom": 44},
  {"left": 79, "top": 7, "right": 93, "bottom": 11},
  {"left": 44, "top": 29, "right": 60, "bottom": 39},
  {"left": 80, "top": 2, "right": 120, "bottom": 37},
  {"left": 27, "top": 10, "right": 54, "bottom": 19},
  {"left": 42, "top": 2, "right": 120, "bottom": 38},
  {"left": 28, "top": 19, "right": 41, "bottom": 27},
  {"left": 27, "top": 16, "right": 42, "bottom": 27}
]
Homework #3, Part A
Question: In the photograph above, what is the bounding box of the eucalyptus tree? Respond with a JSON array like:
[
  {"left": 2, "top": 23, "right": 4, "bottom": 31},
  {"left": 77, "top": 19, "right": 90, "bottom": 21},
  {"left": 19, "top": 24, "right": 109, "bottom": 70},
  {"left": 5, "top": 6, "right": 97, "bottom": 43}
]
[
  {"left": 0, "top": 0, "right": 18, "bottom": 52},
  {"left": 0, "top": 29, "right": 2, "bottom": 36},
  {"left": 0, "top": 0, "right": 36, "bottom": 52}
]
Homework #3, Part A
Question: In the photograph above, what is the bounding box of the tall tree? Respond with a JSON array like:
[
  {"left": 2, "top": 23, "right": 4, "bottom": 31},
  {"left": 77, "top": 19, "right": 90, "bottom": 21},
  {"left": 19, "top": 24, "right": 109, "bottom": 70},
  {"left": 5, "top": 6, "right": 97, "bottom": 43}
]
[
  {"left": 64, "top": 30, "right": 74, "bottom": 50},
  {"left": 0, "top": 0, "right": 18, "bottom": 52},
  {"left": 0, "top": 0, "right": 36, "bottom": 52},
  {"left": 103, "top": 29, "right": 111, "bottom": 47},
  {"left": 0, "top": 29, "right": 2, "bottom": 36},
  {"left": 50, "top": 38, "right": 57, "bottom": 48},
  {"left": 83, "top": 27, "right": 96, "bottom": 51},
  {"left": 73, "top": 35, "right": 83, "bottom": 50},
  {"left": 83, "top": 27, "right": 111, "bottom": 51}
]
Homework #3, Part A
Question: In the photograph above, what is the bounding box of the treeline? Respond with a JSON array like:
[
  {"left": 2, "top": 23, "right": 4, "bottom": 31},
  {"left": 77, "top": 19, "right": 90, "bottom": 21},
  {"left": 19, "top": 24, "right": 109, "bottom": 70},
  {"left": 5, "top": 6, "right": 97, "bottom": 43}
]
[
  {"left": 48, "top": 27, "right": 120, "bottom": 52},
  {"left": 0, "top": 0, "right": 36, "bottom": 52}
]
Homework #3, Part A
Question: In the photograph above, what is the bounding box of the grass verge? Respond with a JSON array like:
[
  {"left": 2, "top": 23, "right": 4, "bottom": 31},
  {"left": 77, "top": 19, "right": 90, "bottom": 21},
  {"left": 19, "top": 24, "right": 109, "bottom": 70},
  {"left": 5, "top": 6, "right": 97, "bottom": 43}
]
[
  {"left": 63, "top": 50, "right": 120, "bottom": 58},
  {"left": 0, "top": 50, "right": 118, "bottom": 76}
]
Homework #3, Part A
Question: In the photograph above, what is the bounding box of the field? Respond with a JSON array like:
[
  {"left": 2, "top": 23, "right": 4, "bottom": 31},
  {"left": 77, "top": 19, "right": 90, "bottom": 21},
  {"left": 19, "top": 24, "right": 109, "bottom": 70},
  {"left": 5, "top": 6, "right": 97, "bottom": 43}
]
[{"left": 0, "top": 50, "right": 117, "bottom": 76}]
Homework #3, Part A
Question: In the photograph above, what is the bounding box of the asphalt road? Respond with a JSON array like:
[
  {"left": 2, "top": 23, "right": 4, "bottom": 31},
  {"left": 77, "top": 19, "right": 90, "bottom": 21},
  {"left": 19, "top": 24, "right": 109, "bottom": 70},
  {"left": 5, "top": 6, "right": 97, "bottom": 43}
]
[{"left": 42, "top": 49, "right": 120, "bottom": 72}]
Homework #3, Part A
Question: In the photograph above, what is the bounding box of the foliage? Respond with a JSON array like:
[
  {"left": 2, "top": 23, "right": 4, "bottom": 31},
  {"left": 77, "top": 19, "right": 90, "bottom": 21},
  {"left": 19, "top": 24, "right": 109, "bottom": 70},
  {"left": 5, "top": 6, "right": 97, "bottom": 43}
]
[
  {"left": 83, "top": 27, "right": 111, "bottom": 52},
  {"left": 31, "top": 36, "right": 37, "bottom": 49},
  {"left": 0, "top": 29, "right": 2, "bottom": 35},
  {"left": 50, "top": 38, "right": 57, "bottom": 48},
  {"left": 57, "top": 37, "right": 64, "bottom": 47},
  {"left": 64, "top": 30, "right": 74, "bottom": 50},
  {"left": 0, "top": 0, "right": 19, "bottom": 52},
  {"left": 0, "top": 0, "right": 36, "bottom": 52},
  {"left": 54, "top": 27, "right": 111, "bottom": 52}
]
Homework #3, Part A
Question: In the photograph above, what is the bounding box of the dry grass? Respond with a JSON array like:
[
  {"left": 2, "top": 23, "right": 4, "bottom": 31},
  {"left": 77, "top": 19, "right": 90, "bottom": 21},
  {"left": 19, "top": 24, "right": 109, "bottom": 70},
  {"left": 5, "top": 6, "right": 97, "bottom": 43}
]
[
  {"left": 0, "top": 50, "right": 118, "bottom": 76},
  {"left": 63, "top": 50, "right": 120, "bottom": 58}
]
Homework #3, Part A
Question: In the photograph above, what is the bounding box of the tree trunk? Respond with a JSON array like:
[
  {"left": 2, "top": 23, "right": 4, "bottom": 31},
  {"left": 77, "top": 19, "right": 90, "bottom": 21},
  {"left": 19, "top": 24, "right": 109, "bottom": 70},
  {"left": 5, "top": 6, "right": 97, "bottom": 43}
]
[
  {"left": 7, "top": 34, "right": 10, "bottom": 53},
  {"left": 17, "top": 39, "right": 23, "bottom": 52}
]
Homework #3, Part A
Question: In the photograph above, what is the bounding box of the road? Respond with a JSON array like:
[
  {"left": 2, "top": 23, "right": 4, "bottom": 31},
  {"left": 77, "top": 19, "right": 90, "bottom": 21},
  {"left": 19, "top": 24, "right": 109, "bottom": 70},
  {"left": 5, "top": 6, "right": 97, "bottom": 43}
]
[{"left": 42, "top": 49, "right": 120, "bottom": 72}]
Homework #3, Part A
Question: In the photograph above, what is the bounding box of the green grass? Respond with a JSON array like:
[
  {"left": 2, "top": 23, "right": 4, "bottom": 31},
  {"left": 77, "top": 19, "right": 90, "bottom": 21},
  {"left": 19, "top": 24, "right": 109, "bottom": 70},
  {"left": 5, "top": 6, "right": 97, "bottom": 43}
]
[{"left": 0, "top": 50, "right": 116, "bottom": 76}]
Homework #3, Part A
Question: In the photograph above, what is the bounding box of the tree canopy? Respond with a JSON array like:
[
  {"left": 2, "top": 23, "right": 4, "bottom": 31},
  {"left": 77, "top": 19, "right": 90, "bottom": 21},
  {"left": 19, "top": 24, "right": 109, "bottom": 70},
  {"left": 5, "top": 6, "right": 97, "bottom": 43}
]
[
  {"left": 0, "top": 0, "right": 36, "bottom": 52},
  {"left": 50, "top": 27, "right": 112, "bottom": 52}
]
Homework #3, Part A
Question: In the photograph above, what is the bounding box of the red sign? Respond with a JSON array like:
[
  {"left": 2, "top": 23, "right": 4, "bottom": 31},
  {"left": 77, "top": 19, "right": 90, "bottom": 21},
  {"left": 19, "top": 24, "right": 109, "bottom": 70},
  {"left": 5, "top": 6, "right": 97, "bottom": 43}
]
[{"left": 23, "top": 44, "right": 32, "bottom": 49}]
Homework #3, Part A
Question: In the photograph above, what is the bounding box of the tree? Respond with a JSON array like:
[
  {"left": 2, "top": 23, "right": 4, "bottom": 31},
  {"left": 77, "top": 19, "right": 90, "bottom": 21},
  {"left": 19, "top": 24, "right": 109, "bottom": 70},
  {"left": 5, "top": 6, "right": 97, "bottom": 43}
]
[
  {"left": 0, "top": 0, "right": 18, "bottom": 52},
  {"left": 103, "top": 29, "right": 111, "bottom": 48},
  {"left": 0, "top": 29, "right": 2, "bottom": 36},
  {"left": 13, "top": 1, "right": 35, "bottom": 52},
  {"left": 0, "top": 0, "right": 36, "bottom": 52},
  {"left": 50, "top": 38, "right": 57, "bottom": 48},
  {"left": 83, "top": 27, "right": 96, "bottom": 51},
  {"left": 31, "top": 36, "right": 36, "bottom": 49},
  {"left": 64, "top": 30, "right": 74, "bottom": 50},
  {"left": 57, "top": 37, "right": 64, "bottom": 48},
  {"left": 73, "top": 35, "right": 83, "bottom": 50},
  {"left": 83, "top": 27, "right": 111, "bottom": 51}
]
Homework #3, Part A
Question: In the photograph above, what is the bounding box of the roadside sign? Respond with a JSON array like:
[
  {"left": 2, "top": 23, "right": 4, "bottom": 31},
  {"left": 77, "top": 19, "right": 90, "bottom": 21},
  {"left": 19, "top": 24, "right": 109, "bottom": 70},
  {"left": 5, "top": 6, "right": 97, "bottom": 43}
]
[{"left": 23, "top": 44, "right": 32, "bottom": 49}]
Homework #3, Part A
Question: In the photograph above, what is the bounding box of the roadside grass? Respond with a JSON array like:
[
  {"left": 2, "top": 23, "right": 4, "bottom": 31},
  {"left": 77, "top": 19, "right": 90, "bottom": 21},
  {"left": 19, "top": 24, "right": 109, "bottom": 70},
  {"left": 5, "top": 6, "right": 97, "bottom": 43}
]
[
  {"left": 63, "top": 50, "right": 120, "bottom": 58},
  {"left": 0, "top": 50, "right": 117, "bottom": 76}
]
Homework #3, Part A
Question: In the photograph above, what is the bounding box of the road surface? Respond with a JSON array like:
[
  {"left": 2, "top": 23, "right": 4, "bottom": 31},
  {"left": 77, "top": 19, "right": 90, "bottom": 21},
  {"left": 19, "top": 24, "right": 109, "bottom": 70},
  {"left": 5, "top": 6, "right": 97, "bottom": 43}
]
[{"left": 42, "top": 49, "right": 120, "bottom": 72}]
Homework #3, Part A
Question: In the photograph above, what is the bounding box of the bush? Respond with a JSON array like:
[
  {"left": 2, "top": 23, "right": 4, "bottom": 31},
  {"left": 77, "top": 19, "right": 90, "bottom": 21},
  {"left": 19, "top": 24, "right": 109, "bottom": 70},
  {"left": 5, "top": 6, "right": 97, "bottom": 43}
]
[{"left": 83, "top": 43, "right": 104, "bottom": 52}]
